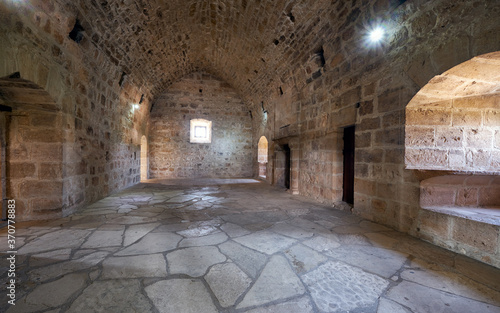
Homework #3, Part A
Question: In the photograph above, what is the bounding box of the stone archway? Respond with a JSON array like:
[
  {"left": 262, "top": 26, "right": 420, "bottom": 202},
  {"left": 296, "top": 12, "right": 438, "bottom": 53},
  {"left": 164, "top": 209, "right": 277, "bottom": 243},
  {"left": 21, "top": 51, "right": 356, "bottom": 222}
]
[
  {"left": 404, "top": 52, "right": 500, "bottom": 267},
  {"left": 141, "top": 135, "right": 148, "bottom": 181},
  {"left": 405, "top": 51, "right": 500, "bottom": 173},
  {"left": 0, "top": 74, "right": 64, "bottom": 220},
  {"left": 258, "top": 136, "right": 268, "bottom": 178}
]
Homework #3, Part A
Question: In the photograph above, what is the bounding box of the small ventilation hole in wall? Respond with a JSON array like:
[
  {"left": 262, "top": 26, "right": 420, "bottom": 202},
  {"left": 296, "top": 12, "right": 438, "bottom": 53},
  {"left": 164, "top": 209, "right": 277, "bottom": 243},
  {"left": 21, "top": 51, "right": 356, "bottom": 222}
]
[
  {"left": 315, "top": 46, "right": 326, "bottom": 68},
  {"left": 69, "top": 19, "right": 84, "bottom": 43}
]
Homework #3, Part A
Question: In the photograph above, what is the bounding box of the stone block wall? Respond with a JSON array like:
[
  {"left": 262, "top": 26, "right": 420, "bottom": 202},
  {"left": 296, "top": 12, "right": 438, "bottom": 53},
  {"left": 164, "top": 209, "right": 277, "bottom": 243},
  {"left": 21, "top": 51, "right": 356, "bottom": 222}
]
[
  {"left": 417, "top": 174, "right": 500, "bottom": 267},
  {"left": 251, "top": 0, "right": 500, "bottom": 267},
  {"left": 406, "top": 93, "right": 500, "bottom": 173},
  {"left": 149, "top": 72, "right": 253, "bottom": 178},
  {"left": 420, "top": 175, "right": 500, "bottom": 208},
  {"left": 6, "top": 109, "right": 63, "bottom": 219},
  {"left": 0, "top": 1, "right": 149, "bottom": 220}
]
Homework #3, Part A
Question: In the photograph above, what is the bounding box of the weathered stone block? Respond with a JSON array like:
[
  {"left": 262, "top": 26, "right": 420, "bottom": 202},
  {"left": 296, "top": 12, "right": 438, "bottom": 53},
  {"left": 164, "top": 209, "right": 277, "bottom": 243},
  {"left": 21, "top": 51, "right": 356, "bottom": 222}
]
[
  {"left": 452, "top": 109, "right": 482, "bottom": 127},
  {"left": 358, "top": 117, "right": 380, "bottom": 131},
  {"left": 406, "top": 127, "right": 435, "bottom": 147},
  {"left": 452, "top": 218, "right": 498, "bottom": 254},
  {"left": 8, "top": 162, "right": 36, "bottom": 178},
  {"left": 406, "top": 108, "right": 451, "bottom": 126},
  {"left": 484, "top": 110, "right": 500, "bottom": 127},
  {"left": 355, "top": 132, "right": 371, "bottom": 148},
  {"left": 354, "top": 179, "right": 376, "bottom": 195},
  {"left": 22, "top": 130, "right": 62, "bottom": 143},
  {"left": 456, "top": 188, "right": 478, "bottom": 207},
  {"left": 419, "top": 210, "right": 450, "bottom": 239},
  {"left": 378, "top": 88, "right": 404, "bottom": 113},
  {"left": 479, "top": 187, "right": 500, "bottom": 207},
  {"left": 30, "top": 112, "right": 59, "bottom": 127},
  {"left": 435, "top": 127, "right": 462, "bottom": 148},
  {"left": 405, "top": 148, "right": 448, "bottom": 168},
  {"left": 20, "top": 181, "right": 62, "bottom": 198},
  {"left": 465, "top": 129, "right": 493, "bottom": 149},
  {"left": 420, "top": 186, "right": 455, "bottom": 207},
  {"left": 39, "top": 163, "right": 62, "bottom": 179},
  {"left": 374, "top": 128, "right": 403, "bottom": 146},
  {"left": 30, "top": 198, "right": 63, "bottom": 212}
]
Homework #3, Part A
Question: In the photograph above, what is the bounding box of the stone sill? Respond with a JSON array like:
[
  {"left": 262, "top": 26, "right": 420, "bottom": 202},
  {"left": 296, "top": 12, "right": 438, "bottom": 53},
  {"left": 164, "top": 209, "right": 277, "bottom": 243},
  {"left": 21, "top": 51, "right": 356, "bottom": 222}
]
[{"left": 422, "top": 206, "right": 500, "bottom": 226}]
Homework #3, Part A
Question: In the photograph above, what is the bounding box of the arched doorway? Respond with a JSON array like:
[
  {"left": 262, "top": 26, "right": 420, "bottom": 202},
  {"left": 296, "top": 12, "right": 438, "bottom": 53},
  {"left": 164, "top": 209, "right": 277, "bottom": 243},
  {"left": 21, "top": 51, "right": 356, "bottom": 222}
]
[
  {"left": 258, "top": 136, "right": 268, "bottom": 178},
  {"left": 141, "top": 135, "right": 148, "bottom": 181}
]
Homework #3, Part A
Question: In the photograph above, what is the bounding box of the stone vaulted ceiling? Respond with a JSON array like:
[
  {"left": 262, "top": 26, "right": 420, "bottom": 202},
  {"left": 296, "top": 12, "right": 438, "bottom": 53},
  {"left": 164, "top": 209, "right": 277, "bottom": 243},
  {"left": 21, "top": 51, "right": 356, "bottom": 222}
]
[{"left": 68, "top": 0, "right": 371, "bottom": 108}]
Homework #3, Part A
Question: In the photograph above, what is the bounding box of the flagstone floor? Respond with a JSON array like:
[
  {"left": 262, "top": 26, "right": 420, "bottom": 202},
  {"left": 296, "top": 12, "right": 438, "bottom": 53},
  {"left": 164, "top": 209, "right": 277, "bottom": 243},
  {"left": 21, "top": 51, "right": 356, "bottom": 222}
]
[{"left": 1, "top": 179, "right": 500, "bottom": 313}]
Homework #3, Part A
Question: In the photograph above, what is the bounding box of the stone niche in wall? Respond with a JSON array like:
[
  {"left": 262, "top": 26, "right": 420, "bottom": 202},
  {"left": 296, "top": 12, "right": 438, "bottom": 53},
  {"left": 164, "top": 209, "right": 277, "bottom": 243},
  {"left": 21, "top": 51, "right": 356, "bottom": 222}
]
[
  {"left": 149, "top": 72, "right": 253, "bottom": 178},
  {"left": 406, "top": 52, "right": 500, "bottom": 267},
  {"left": 405, "top": 52, "right": 500, "bottom": 173}
]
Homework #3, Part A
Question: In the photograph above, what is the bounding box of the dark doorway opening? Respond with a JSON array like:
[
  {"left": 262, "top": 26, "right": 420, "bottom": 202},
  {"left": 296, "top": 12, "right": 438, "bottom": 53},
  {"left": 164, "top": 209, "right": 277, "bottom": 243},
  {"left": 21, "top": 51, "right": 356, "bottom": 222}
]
[
  {"left": 283, "top": 144, "right": 291, "bottom": 189},
  {"left": 343, "top": 126, "right": 355, "bottom": 204}
]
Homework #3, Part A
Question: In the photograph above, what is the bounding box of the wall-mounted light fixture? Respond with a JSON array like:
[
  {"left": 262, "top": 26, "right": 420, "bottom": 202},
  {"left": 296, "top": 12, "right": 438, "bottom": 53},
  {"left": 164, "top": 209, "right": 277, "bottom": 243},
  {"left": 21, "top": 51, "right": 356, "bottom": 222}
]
[
  {"left": 369, "top": 27, "right": 385, "bottom": 43},
  {"left": 365, "top": 24, "right": 387, "bottom": 48}
]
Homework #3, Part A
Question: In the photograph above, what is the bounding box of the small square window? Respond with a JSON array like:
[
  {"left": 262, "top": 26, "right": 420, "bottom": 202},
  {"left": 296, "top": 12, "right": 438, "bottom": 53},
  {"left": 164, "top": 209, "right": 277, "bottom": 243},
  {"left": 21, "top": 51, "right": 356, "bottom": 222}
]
[
  {"left": 194, "top": 126, "right": 207, "bottom": 138},
  {"left": 190, "top": 119, "right": 212, "bottom": 143}
]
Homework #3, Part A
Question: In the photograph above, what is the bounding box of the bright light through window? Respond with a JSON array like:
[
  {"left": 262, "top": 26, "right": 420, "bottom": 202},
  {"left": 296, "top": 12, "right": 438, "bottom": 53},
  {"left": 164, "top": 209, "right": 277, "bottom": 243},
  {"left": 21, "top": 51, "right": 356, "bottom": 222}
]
[
  {"left": 194, "top": 126, "right": 207, "bottom": 138},
  {"left": 190, "top": 119, "right": 212, "bottom": 143}
]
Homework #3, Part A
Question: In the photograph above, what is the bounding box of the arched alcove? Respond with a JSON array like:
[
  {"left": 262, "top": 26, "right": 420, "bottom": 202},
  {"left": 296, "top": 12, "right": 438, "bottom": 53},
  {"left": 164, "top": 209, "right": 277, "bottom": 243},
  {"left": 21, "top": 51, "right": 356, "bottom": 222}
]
[
  {"left": 0, "top": 75, "right": 64, "bottom": 220},
  {"left": 405, "top": 51, "right": 500, "bottom": 173},
  {"left": 258, "top": 136, "right": 268, "bottom": 178},
  {"left": 405, "top": 52, "right": 500, "bottom": 266},
  {"left": 140, "top": 135, "right": 148, "bottom": 181}
]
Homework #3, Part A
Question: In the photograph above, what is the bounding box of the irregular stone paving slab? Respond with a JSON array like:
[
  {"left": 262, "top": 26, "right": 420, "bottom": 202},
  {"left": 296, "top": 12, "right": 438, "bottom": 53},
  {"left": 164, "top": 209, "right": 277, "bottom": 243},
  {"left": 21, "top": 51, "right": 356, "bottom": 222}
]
[
  {"left": 364, "top": 232, "right": 400, "bottom": 249},
  {"left": 205, "top": 263, "right": 252, "bottom": 307},
  {"left": 123, "top": 223, "right": 160, "bottom": 246},
  {"left": 82, "top": 230, "right": 124, "bottom": 248},
  {"left": 67, "top": 279, "right": 152, "bottom": 313},
  {"left": 7, "top": 273, "right": 86, "bottom": 313},
  {"left": 30, "top": 248, "right": 72, "bottom": 267},
  {"left": 401, "top": 268, "right": 500, "bottom": 305},
  {"left": 377, "top": 298, "right": 413, "bottom": 313},
  {"left": 284, "top": 244, "right": 328, "bottom": 274},
  {"left": 167, "top": 194, "right": 200, "bottom": 203},
  {"left": 146, "top": 279, "right": 218, "bottom": 313},
  {"left": 219, "top": 241, "right": 267, "bottom": 278},
  {"left": 288, "top": 217, "right": 329, "bottom": 233},
  {"left": 29, "top": 251, "right": 109, "bottom": 282},
  {"left": 102, "top": 254, "right": 167, "bottom": 278},
  {"left": 18, "top": 229, "right": 91, "bottom": 254},
  {"left": 233, "top": 231, "right": 296, "bottom": 255},
  {"left": 387, "top": 281, "right": 500, "bottom": 313},
  {"left": 108, "top": 216, "right": 158, "bottom": 224},
  {"left": 244, "top": 296, "right": 315, "bottom": 313},
  {"left": 302, "top": 261, "right": 389, "bottom": 313},
  {"left": 327, "top": 245, "right": 408, "bottom": 278},
  {"left": 179, "top": 232, "right": 228, "bottom": 247},
  {"left": 302, "top": 235, "right": 341, "bottom": 253},
  {"left": 337, "top": 234, "right": 371, "bottom": 246},
  {"left": 115, "top": 232, "right": 182, "bottom": 256},
  {"left": 221, "top": 213, "right": 265, "bottom": 226},
  {"left": 220, "top": 222, "right": 251, "bottom": 238},
  {"left": 271, "top": 222, "right": 314, "bottom": 239},
  {"left": 237, "top": 255, "right": 305, "bottom": 309},
  {"left": 177, "top": 225, "right": 220, "bottom": 237},
  {"left": 167, "top": 246, "right": 226, "bottom": 277}
]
